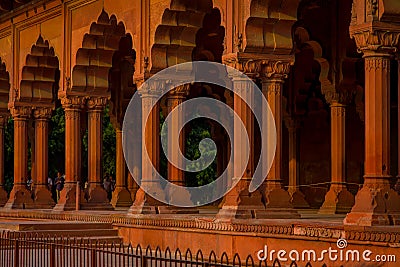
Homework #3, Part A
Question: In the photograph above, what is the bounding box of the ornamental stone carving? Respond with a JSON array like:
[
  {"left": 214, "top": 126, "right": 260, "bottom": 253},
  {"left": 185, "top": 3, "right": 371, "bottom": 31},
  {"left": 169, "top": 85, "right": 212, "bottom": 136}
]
[
  {"left": 351, "top": 30, "right": 400, "bottom": 54},
  {"left": 60, "top": 95, "right": 86, "bottom": 109},
  {"left": 324, "top": 91, "right": 354, "bottom": 105},
  {"left": 87, "top": 97, "right": 109, "bottom": 110},
  {"left": 10, "top": 106, "right": 31, "bottom": 119},
  {"left": 33, "top": 107, "right": 53, "bottom": 120}
]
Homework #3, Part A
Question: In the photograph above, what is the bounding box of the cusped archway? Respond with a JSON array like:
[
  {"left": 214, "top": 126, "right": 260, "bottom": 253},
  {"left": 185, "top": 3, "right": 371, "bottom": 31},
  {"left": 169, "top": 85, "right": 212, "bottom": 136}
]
[{"left": 151, "top": 0, "right": 225, "bottom": 73}]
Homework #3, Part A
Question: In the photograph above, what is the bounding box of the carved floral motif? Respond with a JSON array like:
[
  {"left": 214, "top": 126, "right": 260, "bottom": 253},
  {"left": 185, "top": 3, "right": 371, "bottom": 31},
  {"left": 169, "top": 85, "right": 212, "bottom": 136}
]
[{"left": 351, "top": 30, "right": 400, "bottom": 54}]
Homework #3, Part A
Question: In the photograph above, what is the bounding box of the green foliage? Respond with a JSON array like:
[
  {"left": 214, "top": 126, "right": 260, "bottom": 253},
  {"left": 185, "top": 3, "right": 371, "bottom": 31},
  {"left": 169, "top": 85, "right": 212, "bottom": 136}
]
[
  {"left": 4, "top": 118, "right": 14, "bottom": 192},
  {"left": 102, "top": 105, "right": 116, "bottom": 177},
  {"left": 185, "top": 119, "right": 217, "bottom": 187},
  {"left": 48, "top": 106, "right": 65, "bottom": 178}
]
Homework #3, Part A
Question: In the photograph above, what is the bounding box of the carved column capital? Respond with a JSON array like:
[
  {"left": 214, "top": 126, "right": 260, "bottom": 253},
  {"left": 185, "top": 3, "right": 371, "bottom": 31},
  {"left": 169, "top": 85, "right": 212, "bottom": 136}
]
[
  {"left": 33, "top": 107, "right": 53, "bottom": 120},
  {"left": 223, "top": 55, "right": 261, "bottom": 79},
  {"left": 60, "top": 95, "right": 86, "bottom": 110},
  {"left": 324, "top": 91, "right": 354, "bottom": 105},
  {"left": 167, "top": 84, "right": 190, "bottom": 99},
  {"left": 138, "top": 79, "right": 164, "bottom": 98},
  {"left": 10, "top": 106, "right": 31, "bottom": 119},
  {"left": 260, "top": 60, "right": 293, "bottom": 81},
  {"left": 351, "top": 29, "right": 400, "bottom": 56},
  {"left": 87, "top": 97, "right": 108, "bottom": 110}
]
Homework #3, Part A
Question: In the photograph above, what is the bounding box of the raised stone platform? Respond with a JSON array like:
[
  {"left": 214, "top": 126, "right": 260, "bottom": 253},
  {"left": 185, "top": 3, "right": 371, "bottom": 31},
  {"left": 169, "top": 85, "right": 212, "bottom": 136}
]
[{"left": 0, "top": 209, "right": 398, "bottom": 266}]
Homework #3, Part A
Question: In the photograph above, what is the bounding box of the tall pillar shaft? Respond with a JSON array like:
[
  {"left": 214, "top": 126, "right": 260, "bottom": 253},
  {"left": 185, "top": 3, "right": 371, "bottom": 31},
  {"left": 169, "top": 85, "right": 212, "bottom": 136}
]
[
  {"left": 217, "top": 75, "right": 265, "bottom": 219},
  {"left": 345, "top": 49, "right": 400, "bottom": 225},
  {"left": 5, "top": 106, "right": 33, "bottom": 209},
  {"left": 320, "top": 102, "right": 354, "bottom": 214},
  {"left": 167, "top": 92, "right": 186, "bottom": 186},
  {"left": 111, "top": 129, "right": 133, "bottom": 208},
  {"left": 54, "top": 97, "right": 84, "bottom": 211},
  {"left": 286, "top": 119, "right": 308, "bottom": 208},
  {"left": 397, "top": 58, "right": 400, "bottom": 192},
  {"left": 83, "top": 97, "right": 113, "bottom": 210},
  {"left": 129, "top": 86, "right": 165, "bottom": 214},
  {"left": 33, "top": 108, "right": 55, "bottom": 208},
  {"left": 0, "top": 116, "right": 8, "bottom": 206},
  {"left": 260, "top": 72, "right": 298, "bottom": 217}
]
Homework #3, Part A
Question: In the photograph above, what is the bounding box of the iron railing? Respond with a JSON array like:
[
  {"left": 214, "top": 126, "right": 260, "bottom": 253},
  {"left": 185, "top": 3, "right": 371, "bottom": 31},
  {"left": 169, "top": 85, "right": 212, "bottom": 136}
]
[{"left": 0, "top": 231, "right": 329, "bottom": 267}]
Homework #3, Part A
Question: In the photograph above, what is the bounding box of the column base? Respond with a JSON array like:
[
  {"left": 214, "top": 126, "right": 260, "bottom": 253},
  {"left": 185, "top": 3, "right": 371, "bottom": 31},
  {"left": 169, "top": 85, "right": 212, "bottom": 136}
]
[
  {"left": 344, "top": 182, "right": 400, "bottom": 226},
  {"left": 0, "top": 187, "right": 8, "bottom": 207},
  {"left": 53, "top": 183, "right": 81, "bottom": 211},
  {"left": 111, "top": 187, "right": 133, "bottom": 208},
  {"left": 319, "top": 185, "right": 354, "bottom": 214},
  {"left": 216, "top": 179, "right": 299, "bottom": 220},
  {"left": 128, "top": 188, "right": 166, "bottom": 215},
  {"left": 262, "top": 182, "right": 300, "bottom": 218},
  {"left": 81, "top": 184, "right": 114, "bottom": 210},
  {"left": 288, "top": 189, "right": 310, "bottom": 209},
  {"left": 34, "top": 186, "right": 55, "bottom": 209},
  {"left": 4, "top": 185, "right": 34, "bottom": 209}
]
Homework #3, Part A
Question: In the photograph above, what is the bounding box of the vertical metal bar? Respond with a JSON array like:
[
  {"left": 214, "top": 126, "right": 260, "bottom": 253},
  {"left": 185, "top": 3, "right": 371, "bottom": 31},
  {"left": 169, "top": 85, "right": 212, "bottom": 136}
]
[
  {"left": 13, "top": 239, "right": 19, "bottom": 267},
  {"left": 50, "top": 243, "right": 56, "bottom": 267},
  {"left": 91, "top": 248, "right": 97, "bottom": 267}
]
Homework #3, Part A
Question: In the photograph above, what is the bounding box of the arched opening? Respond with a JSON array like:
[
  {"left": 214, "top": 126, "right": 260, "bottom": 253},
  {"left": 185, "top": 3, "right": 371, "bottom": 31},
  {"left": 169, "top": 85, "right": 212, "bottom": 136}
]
[{"left": 6, "top": 35, "right": 60, "bottom": 209}]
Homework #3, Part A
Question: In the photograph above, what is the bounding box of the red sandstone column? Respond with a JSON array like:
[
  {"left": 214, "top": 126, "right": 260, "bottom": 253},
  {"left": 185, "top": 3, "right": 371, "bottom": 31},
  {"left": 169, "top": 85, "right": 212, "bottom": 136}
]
[
  {"left": 129, "top": 82, "right": 166, "bottom": 214},
  {"left": 260, "top": 61, "right": 299, "bottom": 218},
  {"left": 84, "top": 97, "right": 113, "bottom": 210},
  {"left": 285, "top": 118, "right": 309, "bottom": 208},
  {"left": 5, "top": 106, "right": 34, "bottom": 209},
  {"left": 344, "top": 44, "right": 400, "bottom": 225},
  {"left": 54, "top": 97, "right": 84, "bottom": 211},
  {"left": 33, "top": 107, "right": 55, "bottom": 209},
  {"left": 319, "top": 100, "right": 354, "bottom": 214},
  {"left": 111, "top": 128, "right": 133, "bottom": 208},
  {"left": 166, "top": 86, "right": 188, "bottom": 186},
  {"left": 217, "top": 71, "right": 266, "bottom": 219},
  {"left": 396, "top": 57, "right": 400, "bottom": 193},
  {"left": 0, "top": 115, "right": 8, "bottom": 206}
]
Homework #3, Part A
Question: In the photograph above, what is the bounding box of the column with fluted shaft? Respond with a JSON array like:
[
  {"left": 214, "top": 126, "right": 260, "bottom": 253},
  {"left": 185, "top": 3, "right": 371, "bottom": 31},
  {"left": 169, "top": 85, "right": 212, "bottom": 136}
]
[
  {"left": 344, "top": 23, "right": 400, "bottom": 225},
  {"left": 5, "top": 106, "right": 33, "bottom": 209},
  {"left": 84, "top": 97, "right": 114, "bottom": 210},
  {"left": 285, "top": 118, "right": 309, "bottom": 208},
  {"left": 217, "top": 62, "right": 266, "bottom": 219},
  {"left": 33, "top": 107, "right": 55, "bottom": 209},
  {"left": 320, "top": 97, "right": 354, "bottom": 214},
  {"left": 129, "top": 80, "right": 166, "bottom": 214},
  {"left": 54, "top": 96, "right": 85, "bottom": 211},
  {"left": 260, "top": 60, "right": 299, "bottom": 218}
]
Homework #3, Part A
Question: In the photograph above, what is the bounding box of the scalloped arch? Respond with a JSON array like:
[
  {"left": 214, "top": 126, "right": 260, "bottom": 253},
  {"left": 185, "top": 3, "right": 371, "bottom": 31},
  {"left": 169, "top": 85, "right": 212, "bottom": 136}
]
[
  {"left": 71, "top": 10, "right": 132, "bottom": 96},
  {"left": 245, "top": 0, "right": 299, "bottom": 54},
  {"left": 19, "top": 35, "right": 59, "bottom": 104},
  {"left": 0, "top": 57, "right": 10, "bottom": 112},
  {"left": 151, "top": 0, "right": 224, "bottom": 73}
]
